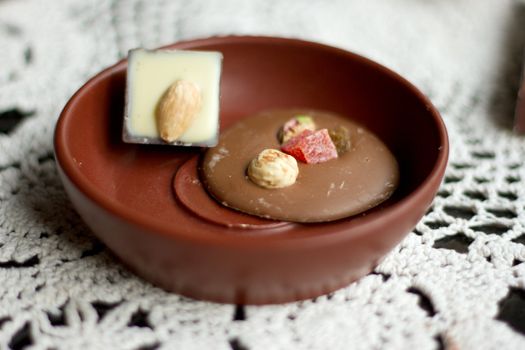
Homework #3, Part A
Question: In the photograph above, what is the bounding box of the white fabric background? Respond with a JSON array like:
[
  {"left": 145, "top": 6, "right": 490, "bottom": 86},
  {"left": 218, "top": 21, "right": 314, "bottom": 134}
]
[{"left": 1, "top": 0, "right": 525, "bottom": 349}]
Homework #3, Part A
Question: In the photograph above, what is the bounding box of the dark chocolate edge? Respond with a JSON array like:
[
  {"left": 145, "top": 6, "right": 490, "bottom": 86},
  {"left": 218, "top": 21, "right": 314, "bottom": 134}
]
[{"left": 121, "top": 49, "right": 134, "bottom": 145}]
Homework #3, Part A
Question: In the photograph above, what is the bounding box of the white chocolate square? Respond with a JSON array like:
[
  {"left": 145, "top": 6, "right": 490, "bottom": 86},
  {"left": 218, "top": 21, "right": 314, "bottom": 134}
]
[{"left": 124, "top": 49, "right": 222, "bottom": 146}]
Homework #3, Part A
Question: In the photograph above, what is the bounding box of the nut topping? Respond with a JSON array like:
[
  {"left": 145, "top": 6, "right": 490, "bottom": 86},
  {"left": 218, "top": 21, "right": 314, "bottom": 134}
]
[
  {"left": 156, "top": 80, "right": 202, "bottom": 142},
  {"left": 247, "top": 149, "right": 299, "bottom": 189}
]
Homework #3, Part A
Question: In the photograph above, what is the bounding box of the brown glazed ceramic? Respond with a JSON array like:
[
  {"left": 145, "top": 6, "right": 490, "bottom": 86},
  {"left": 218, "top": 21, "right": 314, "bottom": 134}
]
[{"left": 54, "top": 36, "right": 449, "bottom": 304}]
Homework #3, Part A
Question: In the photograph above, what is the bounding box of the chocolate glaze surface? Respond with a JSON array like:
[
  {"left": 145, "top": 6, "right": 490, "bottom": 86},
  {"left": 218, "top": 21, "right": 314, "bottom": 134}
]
[{"left": 202, "top": 110, "right": 399, "bottom": 222}]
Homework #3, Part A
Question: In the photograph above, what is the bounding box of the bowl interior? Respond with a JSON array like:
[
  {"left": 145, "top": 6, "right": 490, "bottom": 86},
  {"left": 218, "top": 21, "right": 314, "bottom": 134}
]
[{"left": 56, "top": 37, "right": 446, "bottom": 241}]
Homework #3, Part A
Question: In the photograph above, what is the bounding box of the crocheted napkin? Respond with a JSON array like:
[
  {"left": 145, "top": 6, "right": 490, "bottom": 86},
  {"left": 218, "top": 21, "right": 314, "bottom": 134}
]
[{"left": 1, "top": 0, "right": 525, "bottom": 349}]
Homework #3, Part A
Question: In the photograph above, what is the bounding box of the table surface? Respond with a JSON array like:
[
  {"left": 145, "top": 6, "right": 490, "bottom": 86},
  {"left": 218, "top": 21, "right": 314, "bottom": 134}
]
[{"left": 1, "top": 0, "right": 525, "bottom": 349}]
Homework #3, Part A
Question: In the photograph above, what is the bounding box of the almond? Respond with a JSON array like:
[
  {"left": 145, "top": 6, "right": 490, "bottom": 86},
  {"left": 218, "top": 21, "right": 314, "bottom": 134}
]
[{"left": 156, "top": 80, "right": 202, "bottom": 142}]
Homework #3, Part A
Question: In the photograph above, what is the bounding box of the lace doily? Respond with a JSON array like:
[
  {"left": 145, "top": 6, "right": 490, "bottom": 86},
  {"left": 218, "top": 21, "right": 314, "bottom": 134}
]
[{"left": 1, "top": 0, "right": 525, "bottom": 349}]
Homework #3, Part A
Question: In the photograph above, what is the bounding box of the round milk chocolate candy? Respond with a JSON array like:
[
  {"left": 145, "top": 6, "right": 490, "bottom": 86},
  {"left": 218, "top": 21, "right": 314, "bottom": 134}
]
[{"left": 201, "top": 109, "right": 399, "bottom": 223}]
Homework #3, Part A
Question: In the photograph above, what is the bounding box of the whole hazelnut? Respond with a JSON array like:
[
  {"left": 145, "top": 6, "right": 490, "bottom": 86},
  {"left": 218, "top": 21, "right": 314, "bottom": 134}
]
[{"left": 247, "top": 149, "right": 299, "bottom": 189}]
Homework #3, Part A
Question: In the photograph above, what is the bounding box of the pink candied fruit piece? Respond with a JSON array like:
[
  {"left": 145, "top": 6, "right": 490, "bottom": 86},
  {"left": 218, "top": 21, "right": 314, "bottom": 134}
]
[
  {"left": 281, "top": 129, "right": 338, "bottom": 164},
  {"left": 280, "top": 129, "right": 313, "bottom": 162}
]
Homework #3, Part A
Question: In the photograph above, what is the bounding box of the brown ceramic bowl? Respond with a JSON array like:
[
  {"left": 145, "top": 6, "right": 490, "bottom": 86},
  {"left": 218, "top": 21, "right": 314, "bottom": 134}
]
[{"left": 54, "top": 36, "right": 448, "bottom": 304}]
